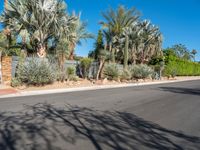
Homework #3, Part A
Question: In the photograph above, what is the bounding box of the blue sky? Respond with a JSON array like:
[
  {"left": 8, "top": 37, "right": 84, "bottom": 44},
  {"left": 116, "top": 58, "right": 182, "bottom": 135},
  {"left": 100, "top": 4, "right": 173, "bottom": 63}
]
[{"left": 1, "top": 0, "right": 200, "bottom": 60}]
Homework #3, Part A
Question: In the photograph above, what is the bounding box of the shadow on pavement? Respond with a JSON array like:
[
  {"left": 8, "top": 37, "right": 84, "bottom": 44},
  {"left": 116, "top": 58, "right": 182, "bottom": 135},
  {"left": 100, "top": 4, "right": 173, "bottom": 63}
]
[
  {"left": 0, "top": 103, "right": 200, "bottom": 150},
  {"left": 159, "top": 87, "right": 200, "bottom": 96}
]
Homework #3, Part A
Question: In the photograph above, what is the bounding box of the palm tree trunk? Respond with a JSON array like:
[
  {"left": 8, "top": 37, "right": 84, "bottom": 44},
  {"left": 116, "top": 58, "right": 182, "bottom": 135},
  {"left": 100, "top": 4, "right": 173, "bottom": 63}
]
[
  {"left": 69, "top": 50, "right": 74, "bottom": 60},
  {"left": 58, "top": 54, "right": 66, "bottom": 82},
  {"left": 109, "top": 42, "right": 115, "bottom": 63},
  {"left": 69, "top": 44, "right": 75, "bottom": 60},
  {"left": 4, "top": 0, "right": 8, "bottom": 10},
  {"left": 37, "top": 44, "right": 47, "bottom": 58},
  {"left": 96, "top": 60, "right": 104, "bottom": 80},
  {"left": 21, "top": 36, "right": 28, "bottom": 57},
  {"left": 99, "top": 60, "right": 106, "bottom": 79}
]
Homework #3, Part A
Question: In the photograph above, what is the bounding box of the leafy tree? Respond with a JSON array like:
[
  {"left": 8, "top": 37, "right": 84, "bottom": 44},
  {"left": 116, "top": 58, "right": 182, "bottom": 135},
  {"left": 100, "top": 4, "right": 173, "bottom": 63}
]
[
  {"left": 80, "top": 57, "right": 93, "bottom": 78},
  {"left": 96, "top": 49, "right": 111, "bottom": 80},
  {"left": 191, "top": 49, "right": 197, "bottom": 62},
  {"left": 171, "top": 44, "right": 192, "bottom": 60},
  {"left": 89, "top": 30, "right": 104, "bottom": 60}
]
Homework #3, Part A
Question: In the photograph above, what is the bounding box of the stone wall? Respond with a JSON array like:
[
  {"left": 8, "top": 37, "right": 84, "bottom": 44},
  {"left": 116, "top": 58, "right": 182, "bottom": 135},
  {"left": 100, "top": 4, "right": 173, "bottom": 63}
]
[{"left": 2, "top": 56, "right": 12, "bottom": 84}]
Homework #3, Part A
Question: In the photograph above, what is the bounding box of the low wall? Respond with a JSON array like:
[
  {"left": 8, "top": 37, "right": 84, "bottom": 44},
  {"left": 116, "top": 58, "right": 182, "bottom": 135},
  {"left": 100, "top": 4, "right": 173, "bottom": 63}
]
[{"left": 2, "top": 56, "right": 12, "bottom": 84}]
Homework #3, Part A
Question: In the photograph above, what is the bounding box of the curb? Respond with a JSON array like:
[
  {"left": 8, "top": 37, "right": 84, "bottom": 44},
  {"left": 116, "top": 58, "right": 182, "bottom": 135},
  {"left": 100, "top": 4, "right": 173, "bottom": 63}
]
[
  {"left": 0, "top": 78, "right": 200, "bottom": 98},
  {"left": 0, "top": 88, "right": 18, "bottom": 96}
]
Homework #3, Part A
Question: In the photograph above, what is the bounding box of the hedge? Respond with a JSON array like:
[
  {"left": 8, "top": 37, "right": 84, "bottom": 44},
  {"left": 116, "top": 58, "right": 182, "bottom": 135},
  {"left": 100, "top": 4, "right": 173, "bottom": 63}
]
[{"left": 164, "top": 56, "right": 200, "bottom": 76}]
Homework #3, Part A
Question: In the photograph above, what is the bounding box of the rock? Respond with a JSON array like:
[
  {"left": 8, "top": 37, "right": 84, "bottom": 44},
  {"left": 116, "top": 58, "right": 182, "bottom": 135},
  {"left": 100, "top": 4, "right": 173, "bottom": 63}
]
[
  {"left": 138, "top": 79, "right": 144, "bottom": 82},
  {"left": 95, "top": 80, "right": 103, "bottom": 85},
  {"left": 117, "top": 78, "right": 121, "bottom": 83},
  {"left": 76, "top": 81, "right": 81, "bottom": 85},
  {"left": 102, "top": 78, "right": 108, "bottom": 84}
]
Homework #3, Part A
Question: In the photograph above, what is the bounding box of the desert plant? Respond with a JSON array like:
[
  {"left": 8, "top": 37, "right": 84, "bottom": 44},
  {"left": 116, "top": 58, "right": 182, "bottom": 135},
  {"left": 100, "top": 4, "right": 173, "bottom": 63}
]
[
  {"left": 120, "top": 69, "right": 131, "bottom": 81},
  {"left": 11, "top": 77, "right": 22, "bottom": 87},
  {"left": 66, "top": 66, "right": 77, "bottom": 81},
  {"left": 17, "top": 58, "right": 56, "bottom": 86},
  {"left": 103, "top": 63, "right": 120, "bottom": 80},
  {"left": 123, "top": 35, "right": 129, "bottom": 69},
  {"left": 130, "top": 64, "right": 153, "bottom": 79},
  {"left": 164, "top": 55, "right": 200, "bottom": 76},
  {"left": 80, "top": 58, "right": 93, "bottom": 78},
  {"left": 101, "top": 5, "right": 140, "bottom": 63},
  {"left": 1, "top": 0, "right": 79, "bottom": 57}
]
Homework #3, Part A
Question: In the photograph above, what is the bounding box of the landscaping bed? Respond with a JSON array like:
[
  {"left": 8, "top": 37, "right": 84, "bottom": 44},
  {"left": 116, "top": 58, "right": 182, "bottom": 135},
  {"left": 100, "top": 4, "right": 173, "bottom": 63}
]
[{"left": 9, "top": 76, "right": 200, "bottom": 92}]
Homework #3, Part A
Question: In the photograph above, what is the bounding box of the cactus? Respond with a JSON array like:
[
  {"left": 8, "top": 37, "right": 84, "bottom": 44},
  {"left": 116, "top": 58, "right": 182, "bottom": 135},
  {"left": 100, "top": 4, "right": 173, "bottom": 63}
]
[{"left": 124, "top": 35, "right": 129, "bottom": 69}]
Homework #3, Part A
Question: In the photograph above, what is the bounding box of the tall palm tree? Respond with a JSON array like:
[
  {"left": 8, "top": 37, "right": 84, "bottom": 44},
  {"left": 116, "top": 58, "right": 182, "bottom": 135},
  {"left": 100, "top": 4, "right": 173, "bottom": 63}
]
[
  {"left": 101, "top": 5, "right": 140, "bottom": 62},
  {"left": 68, "top": 16, "right": 94, "bottom": 60}
]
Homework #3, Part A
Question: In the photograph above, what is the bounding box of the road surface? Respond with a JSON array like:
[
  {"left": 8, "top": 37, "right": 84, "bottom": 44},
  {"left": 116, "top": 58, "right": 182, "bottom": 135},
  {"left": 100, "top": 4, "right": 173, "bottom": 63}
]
[{"left": 0, "top": 80, "right": 200, "bottom": 150}]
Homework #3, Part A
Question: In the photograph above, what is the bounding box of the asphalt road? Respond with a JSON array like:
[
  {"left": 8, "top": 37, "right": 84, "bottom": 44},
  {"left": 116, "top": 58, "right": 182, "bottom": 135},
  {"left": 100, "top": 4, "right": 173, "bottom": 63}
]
[{"left": 0, "top": 80, "right": 200, "bottom": 150}]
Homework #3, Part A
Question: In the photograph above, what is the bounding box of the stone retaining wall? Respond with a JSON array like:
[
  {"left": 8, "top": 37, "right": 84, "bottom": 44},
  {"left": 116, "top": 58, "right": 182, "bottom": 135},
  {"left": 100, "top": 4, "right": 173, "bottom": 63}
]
[{"left": 2, "top": 56, "right": 12, "bottom": 84}]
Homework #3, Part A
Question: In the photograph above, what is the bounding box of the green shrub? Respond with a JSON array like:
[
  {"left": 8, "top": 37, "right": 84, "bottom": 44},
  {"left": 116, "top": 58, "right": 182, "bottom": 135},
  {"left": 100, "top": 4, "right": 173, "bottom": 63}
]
[
  {"left": 103, "top": 63, "right": 120, "bottom": 80},
  {"left": 66, "top": 66, "right": 77, "bottom": 81},
  {"left": 164, "top": 56, "right": 200, "bottom": 76},
  {"left": 56, "top": 69, "right": 66, "bottom": 82},
  {"left": 130, "top": 64, "right": 153, "bottom": 79},
  {"left": 80, "top": 58, "right": 93, "bottom": 78},
  {"left": 120, "top": 69, "right": 131, "bottom": 81},
  {"left": 11, "top": 78, "right": 22, "bottom": 87},
  {"left": 151, "top": 72, "right": 159, "bottom": 80},
  {"left": 17, "top": 58, "right": 56, "bottom": 86}
]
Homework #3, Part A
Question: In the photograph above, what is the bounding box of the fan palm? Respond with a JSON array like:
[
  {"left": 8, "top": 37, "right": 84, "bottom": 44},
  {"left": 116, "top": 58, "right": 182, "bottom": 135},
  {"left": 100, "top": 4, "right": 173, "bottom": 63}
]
[
  {"left": 1, "top": 0, "right": 77, "bottom": 58},
  {"left": 137, "top": 20, "right": 163, "bottom": 63}
]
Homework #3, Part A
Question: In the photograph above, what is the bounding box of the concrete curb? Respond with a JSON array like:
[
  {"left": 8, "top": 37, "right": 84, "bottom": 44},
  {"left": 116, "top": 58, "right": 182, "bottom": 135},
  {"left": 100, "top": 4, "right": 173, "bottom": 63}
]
[{"left": 0, "top": 78, "right": 200, "bottom": 98}]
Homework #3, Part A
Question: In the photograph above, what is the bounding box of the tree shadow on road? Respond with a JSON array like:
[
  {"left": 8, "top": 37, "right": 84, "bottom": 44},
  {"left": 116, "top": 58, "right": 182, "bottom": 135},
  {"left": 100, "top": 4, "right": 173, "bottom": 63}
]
[
  {"left": 0, "top": 103, "right": 200, "bottom": 150},
  {"left": 159, "top": 87, "right": 200, "bottom": 96}
]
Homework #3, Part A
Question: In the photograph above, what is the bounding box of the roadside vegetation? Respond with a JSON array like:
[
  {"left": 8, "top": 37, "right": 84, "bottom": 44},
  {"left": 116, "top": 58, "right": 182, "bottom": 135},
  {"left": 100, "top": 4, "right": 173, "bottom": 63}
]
[{"left": 0, "top": 0, "right": 199, "bottom": 87}]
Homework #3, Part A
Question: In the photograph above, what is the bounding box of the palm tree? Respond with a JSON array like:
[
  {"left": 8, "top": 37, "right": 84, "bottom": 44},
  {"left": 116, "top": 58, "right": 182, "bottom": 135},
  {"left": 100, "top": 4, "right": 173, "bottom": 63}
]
[
  {"left": 118, "top": 20, "right": 163, "bottom": 64},
  {"left": 68, "top": 16, "right": 94, "bottom": 60},
  {"left": 138, "top": 20, "right": 163, "bottom": 63},
  {"left": 1, "top": 0, "right": 77, "bottom": 58},
  {"left": 96, "top": 47, "right": 111, "bottom": 80},
  {"left": 56, "top": 38, "right": 70, "bottom": 82},
  {"left": 100, "top": 5, "right": 140, "bottom": 62}
]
